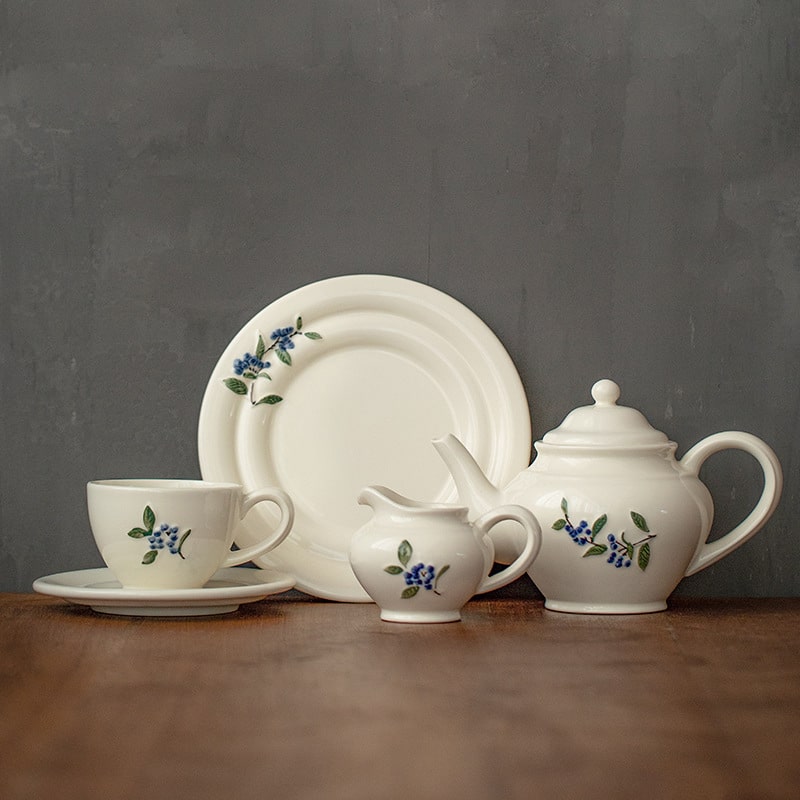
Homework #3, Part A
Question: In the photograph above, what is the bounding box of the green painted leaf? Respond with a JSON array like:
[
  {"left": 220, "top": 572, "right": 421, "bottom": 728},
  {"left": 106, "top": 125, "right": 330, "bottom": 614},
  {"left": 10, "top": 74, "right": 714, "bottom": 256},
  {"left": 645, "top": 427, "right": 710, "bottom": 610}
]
[
  {"left": 255, "top": 334, "right": 266, "bottom": 360},
  {"left": 592, "top": 514, "right": 607, "bottom": 537},
  {"left": 296, "top": 316, "right": 303, "bottom": 330},
  {"left": 552, "top": 518, "right": 567, "bottom": 530},
  {"left": 434, "top": 564, "right": 450, "bottom": 590},
  {"left": 401, "top": 585, "right": 420, "bottom": 599},
  {"left": 143, "top": 506, "right": 156, "bottom": 532},
  {"left": 631, "top": 512, "right": 650, "bottom": 532},
  {"left": 626, "top": 543, "right": 634, "bottom": 560},
  {"left": 304, "top": 331, "right": 322, "bottom": 340},
  {"left": 583, "top": 544, "right": 608, "bottom": 557},
  {"left": 276, "top": 349, "right": 292, "bottom": 366},
  {"left": 177, "top": 529, "right": 191, "bottom": 559},
  {"left": 224, "top": 378, "right": 248, "bottom": 396},
  {"left": 142, "top": 550, "right": 157, "bottom": 565},
  {"left": 384, "top": 565, "right": 403, "bottom": 575},
  {"left": 254, "top": 394, "right": 283, "bottom": 406},
  {"left": 127, "top": 527, "right": 148, "bottom": 539},
  {"left": 256, "top": 371, "right": 272, "bottom": 380},
  {"left": 638, "top": 542, "right": 651, "bottom": 571},
  {"left": 561, "top": 497, "right": 569, "bottom": 514},
  {"left": 398, "top": 540, "right": 412, "bottom": 567}
]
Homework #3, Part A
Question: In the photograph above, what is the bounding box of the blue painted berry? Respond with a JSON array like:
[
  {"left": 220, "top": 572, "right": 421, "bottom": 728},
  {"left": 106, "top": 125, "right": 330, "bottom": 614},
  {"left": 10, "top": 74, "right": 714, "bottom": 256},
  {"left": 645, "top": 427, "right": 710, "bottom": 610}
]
[
  {"left": 271, "top": 327, "right": 296, "bottom": 352},
  {"left": 405, "top": 562, "right": 437, "bottom": 590},
  {"left": 233, "top": 352, "right": 269, "bottom": 376}
]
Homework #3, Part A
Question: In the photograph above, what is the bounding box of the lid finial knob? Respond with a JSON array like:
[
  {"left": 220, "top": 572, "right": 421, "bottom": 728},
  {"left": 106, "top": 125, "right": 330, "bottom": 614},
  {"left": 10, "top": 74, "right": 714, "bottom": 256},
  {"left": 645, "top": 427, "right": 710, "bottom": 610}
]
[{"left": 591, "top": 379, "right": 621, "bottom": 407}]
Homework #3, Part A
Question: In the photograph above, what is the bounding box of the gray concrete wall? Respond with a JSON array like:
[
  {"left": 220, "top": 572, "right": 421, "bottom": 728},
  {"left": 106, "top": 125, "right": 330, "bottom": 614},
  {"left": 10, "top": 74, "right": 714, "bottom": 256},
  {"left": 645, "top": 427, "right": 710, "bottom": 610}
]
[{"left": 1, "top": 2, "right": 798, "bottom": 595}]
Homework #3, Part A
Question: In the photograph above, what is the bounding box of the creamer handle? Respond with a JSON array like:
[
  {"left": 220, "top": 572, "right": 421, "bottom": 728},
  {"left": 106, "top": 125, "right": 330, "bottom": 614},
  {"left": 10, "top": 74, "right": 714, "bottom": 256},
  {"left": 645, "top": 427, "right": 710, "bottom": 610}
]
[
  {"left": 475, "top": 505, "right": 542, "bottom": 594},
  {"left": 680, "top": 432, "right": 782, "bottom": 576}
]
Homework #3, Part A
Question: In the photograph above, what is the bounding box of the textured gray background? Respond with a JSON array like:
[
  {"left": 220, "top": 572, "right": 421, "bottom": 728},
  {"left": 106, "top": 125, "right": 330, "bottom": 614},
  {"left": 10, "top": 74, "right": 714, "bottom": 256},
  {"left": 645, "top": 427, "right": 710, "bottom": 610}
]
[{"left": 1, "top": 2, "right": 798, "bottom": 596}]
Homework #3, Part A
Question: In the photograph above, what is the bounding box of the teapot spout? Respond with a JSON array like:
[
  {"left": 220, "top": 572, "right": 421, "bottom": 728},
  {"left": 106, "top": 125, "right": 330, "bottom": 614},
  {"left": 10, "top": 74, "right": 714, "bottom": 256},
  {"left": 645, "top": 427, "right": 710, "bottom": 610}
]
[{"left": 432, "top": 434, "right": 503, "bottom": 518}]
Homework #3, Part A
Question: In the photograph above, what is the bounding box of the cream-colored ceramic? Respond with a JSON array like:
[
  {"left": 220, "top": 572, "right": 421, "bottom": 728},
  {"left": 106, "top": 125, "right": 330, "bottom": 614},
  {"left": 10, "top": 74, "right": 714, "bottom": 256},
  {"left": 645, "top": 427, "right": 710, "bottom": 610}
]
[
  {"left": 87, "top": 480, "right": 294, "bottom": 589},
  {"left": 197, "top": 274, "right": 531, "bottom": 602},
  {"left": 32, "top": 567, "right": 295, "bottom": 617},
  {"left": 348, "top": 486, "right": 541, "bottom": 623},
  {"left": 434, "top": 379, "right": 783, "bottom": 614}
]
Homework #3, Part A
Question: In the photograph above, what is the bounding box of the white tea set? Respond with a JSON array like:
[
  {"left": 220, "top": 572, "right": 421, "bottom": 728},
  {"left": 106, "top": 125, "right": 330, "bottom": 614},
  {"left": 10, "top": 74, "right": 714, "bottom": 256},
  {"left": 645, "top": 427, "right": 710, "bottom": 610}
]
[{"left": 33, "top": 275, "right": 783, "bottom": 621}]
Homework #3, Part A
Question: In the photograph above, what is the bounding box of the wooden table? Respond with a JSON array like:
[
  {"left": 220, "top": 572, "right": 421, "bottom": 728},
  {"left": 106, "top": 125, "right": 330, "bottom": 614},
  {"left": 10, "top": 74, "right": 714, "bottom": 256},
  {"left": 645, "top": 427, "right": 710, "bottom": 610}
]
[{"left": 1, "top": 591, "right": 798, "bottom": 800}]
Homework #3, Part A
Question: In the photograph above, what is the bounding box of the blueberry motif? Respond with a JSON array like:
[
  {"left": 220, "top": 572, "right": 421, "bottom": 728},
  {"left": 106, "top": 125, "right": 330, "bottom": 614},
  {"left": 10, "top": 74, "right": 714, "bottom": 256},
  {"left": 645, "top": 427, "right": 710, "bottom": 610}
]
[
  {"left": 223, "top": 317, "right": 322, "bottom": 406},
  {"left": 552, "top": 499, "right": 655, "bottom": 572},
  {"left": 385, "top": 541, "right": 450, "bottom": 599},
  {"left": 127, "top": 506, "right": 191, "bottom": 564}
]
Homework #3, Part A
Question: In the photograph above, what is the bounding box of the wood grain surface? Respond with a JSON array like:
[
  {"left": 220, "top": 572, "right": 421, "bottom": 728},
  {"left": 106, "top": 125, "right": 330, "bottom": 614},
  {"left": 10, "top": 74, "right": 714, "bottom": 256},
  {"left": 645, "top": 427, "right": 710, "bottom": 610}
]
[{"left": 1, "top": 593, "right": 798, "bottom": 800}]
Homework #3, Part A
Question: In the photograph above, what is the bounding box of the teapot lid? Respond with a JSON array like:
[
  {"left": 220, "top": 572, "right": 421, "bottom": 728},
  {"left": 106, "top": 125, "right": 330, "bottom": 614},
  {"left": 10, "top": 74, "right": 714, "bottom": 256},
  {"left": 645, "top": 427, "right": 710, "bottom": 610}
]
[{"left": 540, "top": 379, "right": 670, "bottom": 447}]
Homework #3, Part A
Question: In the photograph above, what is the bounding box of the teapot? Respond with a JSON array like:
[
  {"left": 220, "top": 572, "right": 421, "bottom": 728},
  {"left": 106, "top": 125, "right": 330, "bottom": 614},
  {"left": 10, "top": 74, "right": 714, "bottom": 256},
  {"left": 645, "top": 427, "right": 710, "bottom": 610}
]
[
  {"left": 433, "top": 379, "right": 783, "bottom": 614},
  {"left": 349, "top": 485, "right": 541, "bottom": 623}
]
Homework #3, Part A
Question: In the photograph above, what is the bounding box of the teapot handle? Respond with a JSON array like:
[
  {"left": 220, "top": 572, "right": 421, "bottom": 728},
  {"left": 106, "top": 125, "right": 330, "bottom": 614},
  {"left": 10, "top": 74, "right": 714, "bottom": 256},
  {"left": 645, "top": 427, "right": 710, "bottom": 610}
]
[
  {"left": 474, "top": 505, "right": 542, "bottom": 594},
  {"left": 680, "top": 432, "right": 782, "bottom": 576}
]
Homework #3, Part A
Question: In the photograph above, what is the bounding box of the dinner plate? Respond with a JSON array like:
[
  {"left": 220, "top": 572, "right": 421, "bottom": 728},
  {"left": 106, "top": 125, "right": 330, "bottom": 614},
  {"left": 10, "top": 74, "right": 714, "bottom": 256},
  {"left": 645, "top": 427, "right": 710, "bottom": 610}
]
[
  {"left": 32, "top": 567, "right": 295, "bottom": 617},
  {"left": 198, "top": 274, "right": 531, "bottom": 602}
]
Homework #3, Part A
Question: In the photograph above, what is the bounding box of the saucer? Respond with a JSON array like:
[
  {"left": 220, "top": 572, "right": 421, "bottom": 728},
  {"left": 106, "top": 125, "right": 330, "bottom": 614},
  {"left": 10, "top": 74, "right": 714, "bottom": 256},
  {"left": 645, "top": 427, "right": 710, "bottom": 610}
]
[
  {"left": 32, "top": 567, "right": 295, "bottom": 617},
  {"left": 198, "top": 274, "right": 531, "bottom": 602}
]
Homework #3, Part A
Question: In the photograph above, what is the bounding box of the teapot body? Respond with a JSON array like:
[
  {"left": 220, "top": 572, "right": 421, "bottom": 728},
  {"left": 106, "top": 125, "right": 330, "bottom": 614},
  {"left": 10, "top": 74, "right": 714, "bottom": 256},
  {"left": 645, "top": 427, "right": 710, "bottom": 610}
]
[{"left": 505, "top": 445, "right": 712, "bottom": 613}]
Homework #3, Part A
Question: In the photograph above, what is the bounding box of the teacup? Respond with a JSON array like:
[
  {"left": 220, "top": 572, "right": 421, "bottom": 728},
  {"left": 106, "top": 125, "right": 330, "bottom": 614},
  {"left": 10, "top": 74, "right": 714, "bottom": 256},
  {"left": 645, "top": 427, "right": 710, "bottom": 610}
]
[{"left": 87, "top": 479, "right": 294, "bottom": 589}]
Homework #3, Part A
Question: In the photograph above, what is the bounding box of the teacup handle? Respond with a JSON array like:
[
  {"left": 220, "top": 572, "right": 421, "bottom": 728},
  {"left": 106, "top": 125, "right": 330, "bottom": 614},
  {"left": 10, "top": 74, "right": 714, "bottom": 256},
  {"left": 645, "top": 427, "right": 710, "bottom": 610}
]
[
  {"left": 474, "top": 505, "right": 542, "bottom": 594},
  {"left": 680, "top": 432, "right": 782, "bottom": 576},
  {"left": 222, "top": 487, "right": 295, "bottom": 568}
]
